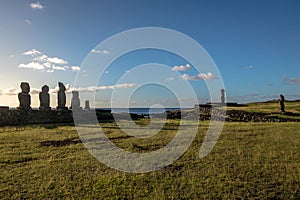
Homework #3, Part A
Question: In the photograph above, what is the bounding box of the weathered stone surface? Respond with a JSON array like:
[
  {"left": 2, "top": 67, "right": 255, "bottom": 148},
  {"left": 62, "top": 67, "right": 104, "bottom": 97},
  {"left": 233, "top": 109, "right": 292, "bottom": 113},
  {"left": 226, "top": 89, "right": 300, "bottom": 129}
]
[
  {"left": 84, "top": 100, "right": 90, "bottom": 110},
  {"left": 221, "top": 89, "right": 225, "bottom": 105},
  {"left": 71, "top": 91, "right": 81, "bottom": 110},
  {"left": 39, "top": 85, "right": 51, "bottom": 111},
  {"left": 0, "top": 106, "right": 9, "bottom": 112},
  {"left": 17, "top": 82, "right": 31, "bottom": 111},
  {"left": 1, "top": 109, "right": 152, "bottom": 126},
  {"left": 57, "top": 82, "right": 68, "bottom": 110},
  {"left": 280, "top": 94, "right": 285, "bottom": 112}
]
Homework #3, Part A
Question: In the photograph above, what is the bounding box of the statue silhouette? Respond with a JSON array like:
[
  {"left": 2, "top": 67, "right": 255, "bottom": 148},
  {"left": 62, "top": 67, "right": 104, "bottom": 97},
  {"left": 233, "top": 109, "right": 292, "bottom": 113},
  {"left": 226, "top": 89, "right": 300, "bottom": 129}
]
[
  {"left": 70, "top": 91, "right": 81, "bottom": 110},
  {"left": 279, "top": 94, "right": 285, "bottom": 112},
  {"left": 57, "top": 82, "right": 67, "bottom": 110},
  {"left": 17, "top": 82, "right": 31, "bottom": 111},
  {"left": 39, "top": 85, "right": 50, "bottom": 110}
]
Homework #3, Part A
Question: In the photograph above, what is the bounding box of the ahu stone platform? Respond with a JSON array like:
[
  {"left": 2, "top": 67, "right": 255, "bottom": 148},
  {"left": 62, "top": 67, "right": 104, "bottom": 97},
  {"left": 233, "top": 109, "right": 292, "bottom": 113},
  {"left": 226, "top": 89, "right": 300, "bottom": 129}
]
[{"left": 0, "top": 109, "right": 145, "bottom": 127}]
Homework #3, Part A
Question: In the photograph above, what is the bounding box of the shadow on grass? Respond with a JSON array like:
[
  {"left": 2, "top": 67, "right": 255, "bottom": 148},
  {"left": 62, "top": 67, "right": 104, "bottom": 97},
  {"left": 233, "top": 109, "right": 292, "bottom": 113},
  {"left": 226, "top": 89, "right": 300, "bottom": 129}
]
[
  {"left": 40, "top": 137, "right": 81, "bottom": 147},
  {"left": 1, "top": 157, "right": 37, "bottom": 164},
  {"left": 284, "top": 112, "right": 300, "bottom": 117},
  {"left": 40, "top": 122, "right": 75, "bottom": 129}
]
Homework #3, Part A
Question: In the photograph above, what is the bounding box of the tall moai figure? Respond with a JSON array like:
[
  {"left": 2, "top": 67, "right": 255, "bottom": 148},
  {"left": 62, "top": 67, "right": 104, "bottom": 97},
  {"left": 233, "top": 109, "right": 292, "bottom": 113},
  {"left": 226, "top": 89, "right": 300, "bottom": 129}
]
[
  {"left": 39, "top": 85, "right": 51, "bottom": 111},
  {"left": 221, "top": 89, "right": 225, "bottom": 105},
  {"left": 17, "top": 82, "right": 31, "bottom": 111},
  {"left": 84, "top": 100, "right": 90, "bottom": 110},
  {"left": 57, "top": 82, "right": 68, "bottom": 110},
  {"left": 70, "top": 91, "right": 81, "bottom": 110},
  {"left": 279, "top": 94, "right": 285, "bottom": 112}
]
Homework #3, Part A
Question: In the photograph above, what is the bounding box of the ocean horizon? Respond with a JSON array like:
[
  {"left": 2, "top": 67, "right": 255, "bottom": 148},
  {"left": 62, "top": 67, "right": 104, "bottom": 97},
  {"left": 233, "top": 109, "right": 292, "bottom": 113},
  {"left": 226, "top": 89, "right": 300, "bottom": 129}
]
[{"left": 97, "top": 107, "right": 191, "bottom": 114}]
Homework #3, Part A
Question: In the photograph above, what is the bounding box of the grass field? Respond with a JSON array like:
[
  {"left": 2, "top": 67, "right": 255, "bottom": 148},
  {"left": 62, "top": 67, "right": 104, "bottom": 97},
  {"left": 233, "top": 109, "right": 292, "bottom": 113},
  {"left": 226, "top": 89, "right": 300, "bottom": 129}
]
[
  {"left": 1, "top": 119, "right": 300, "bottom": 199},
  {"left": 226, "top": 100, "right": 300, "bottom": 120},
  {"left": 227, "top": 100, "right": 300, "bottom": 114}
]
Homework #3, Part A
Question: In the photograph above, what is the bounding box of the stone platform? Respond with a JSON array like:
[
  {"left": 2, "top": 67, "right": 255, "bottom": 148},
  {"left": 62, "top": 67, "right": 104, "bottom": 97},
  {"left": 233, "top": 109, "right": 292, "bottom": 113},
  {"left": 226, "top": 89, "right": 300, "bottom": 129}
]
[{"left": 0, "top": 109, "right": 145, "bottom": 127}]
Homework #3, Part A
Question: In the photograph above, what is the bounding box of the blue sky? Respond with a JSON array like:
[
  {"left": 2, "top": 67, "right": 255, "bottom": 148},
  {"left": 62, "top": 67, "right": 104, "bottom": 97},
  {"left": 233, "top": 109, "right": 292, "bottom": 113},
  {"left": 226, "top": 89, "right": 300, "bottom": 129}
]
[{"left": 0, "top": 0, "right": 299, "bottom": 108}]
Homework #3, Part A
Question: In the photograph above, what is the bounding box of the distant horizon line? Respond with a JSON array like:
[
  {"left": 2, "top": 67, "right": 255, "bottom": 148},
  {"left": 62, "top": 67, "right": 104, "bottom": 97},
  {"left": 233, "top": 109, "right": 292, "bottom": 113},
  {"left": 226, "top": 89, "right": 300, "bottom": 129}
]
[{"left": 3, "top": 98, "right": 300, "bottom": 110}]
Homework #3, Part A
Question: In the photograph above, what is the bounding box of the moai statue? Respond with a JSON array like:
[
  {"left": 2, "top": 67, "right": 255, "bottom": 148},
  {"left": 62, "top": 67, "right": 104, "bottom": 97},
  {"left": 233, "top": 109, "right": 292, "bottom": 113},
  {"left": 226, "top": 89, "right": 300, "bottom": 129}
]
[
  {"left": 17, "top": 82, "right": 31, "bottom": 111},
  {"left": 84, "top": 100, "right": 90, "bottom": 110},
  {"left": 221, "top": 89, "right": 225, "bottom": 105},
  {"left": 71, "top": 91, "right": 81, "bottom": 110},
  {"left": 279, "top": 94, "right": 285, "bottom": 112},
  {"left": 39, "top": 85, "right": 51, "bottom": 111},
  {"left": 57, "top": 82, "right": 67, "bottom": 110}
]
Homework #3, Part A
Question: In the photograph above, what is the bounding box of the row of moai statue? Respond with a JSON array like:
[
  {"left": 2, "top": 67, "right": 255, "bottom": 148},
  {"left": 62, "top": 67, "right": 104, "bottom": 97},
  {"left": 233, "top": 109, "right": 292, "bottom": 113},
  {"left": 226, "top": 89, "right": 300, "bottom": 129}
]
[{"left": 17, "top": 82, "right": 90, "bottom": 111}]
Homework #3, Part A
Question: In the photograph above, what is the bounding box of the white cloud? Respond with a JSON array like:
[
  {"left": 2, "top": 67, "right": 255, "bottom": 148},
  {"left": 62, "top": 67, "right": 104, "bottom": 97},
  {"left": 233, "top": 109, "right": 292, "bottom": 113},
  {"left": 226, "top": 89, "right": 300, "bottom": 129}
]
[
  {"left": 30, "top": 89, "right": 41, "bottom": 95},
  {"left": 18, "top": 62, "right": 45, "bottom": 70},
  {"left": 48, "top": 83, "right": 137, "bottom": 94},
  {"left": 71, "top": 66, "right": 81, "bottom": 71},
  {"left": 0, "top": 87, "right": 41, "bottom": 95},
  {"left": 33, "top": 54, "right": 68, "bottom": 65},
  {"left": 25, "top": 19, "right": 32, "bottom": 24},
  {"left": 30, "top": 1, "right": 44, "bottom": 10},
  {"left": 47, "top": 57, "right": 68, "bottom": 65},
  {"left": 52, "top": 66, "right": 66, "bottom": 71},
  {"left": 33, "top": 54, "right": 48, "bottom": 62},
  {"left": 19, "top": 49, "right": 78, "bottom": 73},
  {"left": 166, "top": 77, "right": 174, "bottom": 81},
  {"left": 181, "top": 72, "right": 216, "bottom": 80},
  {"left": 0, "top": 83, "right": 137, "bottom": 97},
  {"left": 91, "top": 49, "right": 111, "bottom": 55},
  {"left": 0, "top": 88, "right": 19, "bottom": 96},
  {"left": 172, "top": 64, "right": 191, "bottom": 71},
  {"left": 71, "top": 83, "right": 138, "bottom": 93},
  {"left": 244, "top": 65, "right": 253, "bottom": 69},
  {"left": 23, "top": 49, "right": 42, "bottom": 56},
  {"left": 282, "top": 74, "right": 300, "bottom": 85}
]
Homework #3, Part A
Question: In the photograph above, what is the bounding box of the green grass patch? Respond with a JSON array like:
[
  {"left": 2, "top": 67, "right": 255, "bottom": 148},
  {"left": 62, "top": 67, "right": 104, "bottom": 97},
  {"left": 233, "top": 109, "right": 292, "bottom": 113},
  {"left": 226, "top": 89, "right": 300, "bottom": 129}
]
[
  {"left": 1, "top": 121, "right": 300, "bottom": 199},
  {"left": 226, "top": 101, "right": 300, "bottom": 120}
]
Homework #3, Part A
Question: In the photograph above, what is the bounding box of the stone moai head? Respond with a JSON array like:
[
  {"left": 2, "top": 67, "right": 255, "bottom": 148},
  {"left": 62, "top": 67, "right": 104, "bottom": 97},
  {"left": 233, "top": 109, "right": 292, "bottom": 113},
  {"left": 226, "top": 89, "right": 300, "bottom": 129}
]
[
  {"left": 41, "top": 85, "right": 49, "bottom": 93},
  {"left": 221, "top": 89, "right": 225, "bottom": 95},
  {"left": 20, "top": 82, "right": 30, "bottom": 93},
  {"left": 58, "top": 82, "right": 66, "bottom": 92},
  {"left": 72, "top": 91, "right": 79, "bottom": 98}
]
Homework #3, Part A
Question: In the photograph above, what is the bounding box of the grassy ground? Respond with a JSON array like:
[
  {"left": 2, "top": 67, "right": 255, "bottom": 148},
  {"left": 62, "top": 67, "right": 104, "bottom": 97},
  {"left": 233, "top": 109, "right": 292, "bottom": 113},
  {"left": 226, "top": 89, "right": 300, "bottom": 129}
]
[
  {"left": 1, "top": 120, "right": 300, "bottom": 199},
  {"left": 225, "top": 100, "right": 300, "bottom": 120},
  {"left": 227, "top": 100, "right": 300, "bottom": 113}
]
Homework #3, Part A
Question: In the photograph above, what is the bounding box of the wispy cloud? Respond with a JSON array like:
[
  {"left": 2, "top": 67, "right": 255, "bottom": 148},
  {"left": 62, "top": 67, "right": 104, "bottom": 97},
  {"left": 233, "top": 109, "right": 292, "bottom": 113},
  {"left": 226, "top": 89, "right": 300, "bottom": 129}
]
[
  {"left": 30, "top": 1, "right": 44, "bottom": 10},
  {"left": 91, "top": 49, "right": 111, "bottom": 55},
  {"left": 172, "top": 64, "right": 191, "bottom": 71},
  {"left": 165, "top": 77, "right": 174, "bottom": 81},
  {"left": 0, "top": 83, "right": 137, "bottom": 96},
  {"left": 71, "top": 66, "right": 81, "bottom": 71},
  {"left": 19, "top": 62, "right": 45, "bottom": 70},
  {"left": 19, "top": 49, "right": 79, "bottom": 73},
  {"left": 47, "top": 57, "right": 68, "bottom": 65},
  {"left": 23, "top": 49, "right": 42, "bottom": 56},
  {"left": 244, "top": 65, "right": 253, "bottom": 69},
  {"left": 73, "top": 83, "right": 138, "bottom": 93},
  {"left": 282, "top": 74, "right": 300, "bottom": 85},
  {"left": 25, "top": 19, "right": 32, "bottom": 24},
  {"left": 0, "top": 88, "right": 19, "bottom": 96},
  {"left": 181, "top": 72, "right": 216, "bottom": 80}
]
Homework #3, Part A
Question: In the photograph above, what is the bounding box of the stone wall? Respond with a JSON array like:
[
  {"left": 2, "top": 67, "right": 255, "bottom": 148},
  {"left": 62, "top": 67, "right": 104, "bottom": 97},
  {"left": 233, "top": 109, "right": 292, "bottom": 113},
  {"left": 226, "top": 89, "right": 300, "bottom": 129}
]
[
  {"left": 0, "top": 109, "right": 144, "bottom": 127},
  {"left": 164, "top": 108, "right": 300, "bottom": 122},
  {"left": 0, "top": 110, "right": 74, "bottom": 126}
]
